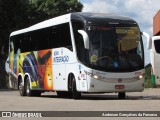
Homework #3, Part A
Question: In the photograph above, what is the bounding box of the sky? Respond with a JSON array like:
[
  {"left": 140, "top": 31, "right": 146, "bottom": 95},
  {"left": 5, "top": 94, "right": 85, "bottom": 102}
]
[
  {"left": 80, "top": 0, "right": 160, "bottom": 65},
  {"left": 80, "top": 0, "right": 160, "bottom": 36}
]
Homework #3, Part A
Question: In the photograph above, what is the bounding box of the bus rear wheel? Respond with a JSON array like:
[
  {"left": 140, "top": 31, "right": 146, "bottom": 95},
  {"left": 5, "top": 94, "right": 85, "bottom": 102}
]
[
  {"left": 25, "top": 78, "right": 41, "bottom": 97},
  {"left": 19, "top": 79, "right": 26, "bottom": 96},
  {"left": 118, "top": 92, "right": 126, "bottom": 99}
]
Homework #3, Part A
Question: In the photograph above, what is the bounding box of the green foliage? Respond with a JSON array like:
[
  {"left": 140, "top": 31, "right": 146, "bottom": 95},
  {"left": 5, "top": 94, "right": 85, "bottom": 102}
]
[
  {"left": 0, "top": 0, "right": 83, "bottom": 53},
  {"left": 30, "top": 0, "right": 83, "bottom": 19},
  {"left": 0, "top": 0, "right": 29, "bottom": 88},
  {"left": 144, "top": 64, "right": 153, "bottom": 88},
  {"left": 0, "top": 0, "right": 83, "bottom": 88}
]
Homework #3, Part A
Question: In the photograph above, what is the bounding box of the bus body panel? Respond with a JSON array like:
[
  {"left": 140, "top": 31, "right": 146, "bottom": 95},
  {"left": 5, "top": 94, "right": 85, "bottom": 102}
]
[
  {"left": 16, "top": 50, "right": 54, "bottom": 90},
  {"left": 10, "top": 14, "right": 71, "bottom": 37},
  {"left": 79, "top": 67, "right": 144, "bottom": 92},
  {"left": 52, "top": 48, "right": 77, "bottom": 91},
  {"left": 150, "top": 36, "right": 160, "bottom": 85},
  {"left": 52, "top": 48, "right": 88, "bottom": 92},
  {"left": 87, "top": 78, "right": 144, "bottom": 92}
]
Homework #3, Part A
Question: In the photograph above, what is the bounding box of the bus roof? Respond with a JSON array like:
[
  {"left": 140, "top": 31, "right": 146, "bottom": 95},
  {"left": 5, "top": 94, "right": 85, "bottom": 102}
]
[
  {"left": 71, "top": 12, "right": 135, "bottom": 23},
  {"left": 10, "top": 13, "right": 71, "bottom": 37},
  {"left": 10, "top": 12, "right": 136, "bottom": 37}
]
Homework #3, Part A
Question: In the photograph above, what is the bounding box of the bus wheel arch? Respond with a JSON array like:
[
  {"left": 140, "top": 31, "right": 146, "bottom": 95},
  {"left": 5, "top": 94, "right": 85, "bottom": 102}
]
[
  {"left": 24, "top": 75, "right": 41, "bottom": 97},
  {"left": 68, "top": 73, "right": 74, "bottom": 91},
  {"left": 18, "top": 75, "right": 26, "bottom": 96},
  {"left": 68, "top": 73, "right": 81, "bottom": 99}
]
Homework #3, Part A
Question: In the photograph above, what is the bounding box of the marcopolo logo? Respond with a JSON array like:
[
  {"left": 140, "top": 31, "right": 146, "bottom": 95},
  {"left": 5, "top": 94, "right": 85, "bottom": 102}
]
[{"left": 54, "top": 56, "right": 69, "bottom": 63}]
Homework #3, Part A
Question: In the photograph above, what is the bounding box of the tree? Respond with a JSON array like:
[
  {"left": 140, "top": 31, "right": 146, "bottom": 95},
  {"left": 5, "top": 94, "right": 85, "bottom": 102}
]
[
  {"left": 0, "top": 0, "right": 83, "bottom": 89},
  {"left": 0, "top": 0, "right": 29, "bottom": 88},
  {"left": 29, "top": 0, "right": 83, "bottom": 20}
]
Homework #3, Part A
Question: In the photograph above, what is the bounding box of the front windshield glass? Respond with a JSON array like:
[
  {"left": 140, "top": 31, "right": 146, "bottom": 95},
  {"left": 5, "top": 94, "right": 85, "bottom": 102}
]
[{"left": 87, "top": 24, "right": 144, "bottom": 72}]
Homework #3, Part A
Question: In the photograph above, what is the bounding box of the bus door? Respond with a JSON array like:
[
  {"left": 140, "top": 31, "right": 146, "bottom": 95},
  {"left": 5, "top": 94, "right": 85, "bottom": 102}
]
[{"left": 151, "top": 36, "right": 160, "bottom": 85}]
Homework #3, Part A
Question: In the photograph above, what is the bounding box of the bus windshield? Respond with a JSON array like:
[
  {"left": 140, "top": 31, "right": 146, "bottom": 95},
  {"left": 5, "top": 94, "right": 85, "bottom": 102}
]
[{"left": 87, "top": 24, "right": 144, "bottom": 72}]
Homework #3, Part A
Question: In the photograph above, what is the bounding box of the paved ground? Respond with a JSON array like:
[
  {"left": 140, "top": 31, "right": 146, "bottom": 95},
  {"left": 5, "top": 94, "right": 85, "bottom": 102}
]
[{"left": 0, "top": 88, "right": 160, "bottom": 120}]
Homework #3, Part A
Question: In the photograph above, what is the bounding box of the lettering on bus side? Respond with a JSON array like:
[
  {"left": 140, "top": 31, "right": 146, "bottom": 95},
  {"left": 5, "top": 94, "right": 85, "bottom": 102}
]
[
  {"left": 53, "top": 56, "right": 69, "bottom": 63},
  {"left": 54, "top": 51, "right": 59, "bottom": 56}
]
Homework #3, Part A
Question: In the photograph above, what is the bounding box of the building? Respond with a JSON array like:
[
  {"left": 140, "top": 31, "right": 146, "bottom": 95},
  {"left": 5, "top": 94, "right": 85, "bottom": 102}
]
[{"left": 153, "top": 10, "right": 160, "bottom": 36}]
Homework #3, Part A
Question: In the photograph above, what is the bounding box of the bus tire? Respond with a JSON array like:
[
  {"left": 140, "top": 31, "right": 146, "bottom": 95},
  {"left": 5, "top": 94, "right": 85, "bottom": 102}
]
[
  {"left": 25, "top": 80, "right": 41, "bottom": 97},
  {"left": 19, "top": 78, "right": 26, "bottom": 96},
  {"left": 25, "top": 78, "right": 33, "bottom": 97},
  {"left": 72, "top": 76, "right": 81, "bottom": 100},
  {"left": 118, "top": 92, "right": 126, "bottom": 99}
]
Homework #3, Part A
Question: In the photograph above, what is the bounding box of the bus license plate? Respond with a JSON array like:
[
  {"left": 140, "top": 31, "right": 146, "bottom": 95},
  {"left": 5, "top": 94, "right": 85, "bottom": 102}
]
[{"left": 115, "top": 85, "right": 125, "bottom": 89}]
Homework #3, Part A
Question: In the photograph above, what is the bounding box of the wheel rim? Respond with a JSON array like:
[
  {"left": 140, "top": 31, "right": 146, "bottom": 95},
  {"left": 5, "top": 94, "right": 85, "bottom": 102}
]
[
  {"left": 19, "top": 82, "right": 23, "bottom": 94},
  {"left": 19, "top": 83, "right": 22, "bottom": 91},
  {"left": 26, "top": 81, "right": 30, "bottom": 95}
]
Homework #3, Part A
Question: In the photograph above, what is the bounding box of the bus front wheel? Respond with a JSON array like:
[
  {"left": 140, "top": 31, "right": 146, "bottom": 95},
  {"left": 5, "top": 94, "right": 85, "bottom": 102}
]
[
  {"left": 72, "top": 76, "right": 81, "bottom": 99},
  {"left": 118, "top": 92, "right": 126, "bottom": 99}
]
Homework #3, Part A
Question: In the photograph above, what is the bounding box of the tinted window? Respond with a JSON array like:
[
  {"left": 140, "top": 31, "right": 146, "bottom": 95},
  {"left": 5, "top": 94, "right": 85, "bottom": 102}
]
[
  {"left": 72, "top": 21, "right": 87, "bottom": 64},
  {"left": 87, "top": 25, "right": 144, "bottom": 72},
  {"left": 10, "top": 23, "right": 73, "bottom": 53},
  {"left": 58, "top": 23, "right": 72, "bottom": 49},
  {"left": 154, "top": 40, "right": 160, "bottom": 53}
]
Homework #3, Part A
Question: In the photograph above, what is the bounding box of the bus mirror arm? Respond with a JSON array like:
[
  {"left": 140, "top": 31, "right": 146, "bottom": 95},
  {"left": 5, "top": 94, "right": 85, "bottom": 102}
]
[
  {"left": 141, "top": 32, "right": 152, "bottom": 50},
  {"left": 78, "top": 30, "right": 89, "bottom": 49}
]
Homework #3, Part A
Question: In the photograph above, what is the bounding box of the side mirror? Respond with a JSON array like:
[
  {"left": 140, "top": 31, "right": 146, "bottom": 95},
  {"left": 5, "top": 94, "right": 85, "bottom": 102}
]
[
  {"left": 152, "top": 36, "right": 160, "bottom": 41},
  {"left": 78, "top": 30, "right": 89, "bottom": 49},
  {"left": 141, "top": 32, "right": 151, "bottom": 50}
]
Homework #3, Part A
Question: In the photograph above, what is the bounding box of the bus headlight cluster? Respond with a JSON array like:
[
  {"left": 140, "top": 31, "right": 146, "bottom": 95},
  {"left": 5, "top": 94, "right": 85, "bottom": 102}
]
[
  {"left": 134, "top": 74, "right": 144, "bottom": 80},
  {"left": 93, "top": 75, "right": 104, "bottom": 80},
  {"left": 139, "top": 75, "right": 144, "bottom": 79},
  {"left": 84, "top": 70, "right": 104, "bottom": 80}
]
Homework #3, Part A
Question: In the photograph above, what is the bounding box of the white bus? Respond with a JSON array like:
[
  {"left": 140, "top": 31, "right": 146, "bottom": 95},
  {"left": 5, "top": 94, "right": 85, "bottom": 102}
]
[
  {"left": 150, "top": 36, "right": 160, "bottom": 86},
  {"left": 7, "top": 12, "right": 150, "bottom": 99}
]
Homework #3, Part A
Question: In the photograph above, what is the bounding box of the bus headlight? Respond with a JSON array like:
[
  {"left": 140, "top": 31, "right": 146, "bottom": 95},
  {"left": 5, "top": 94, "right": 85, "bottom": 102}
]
[
  {"left": 84, "top": 70, "right": 104, "bottom": 80},
  {"left": 93, "top": 75, "right": 104, "bottom": 80},
  {"left": 134, "top": 74, "right": 144, "bottom": 80},
  {"left": 139, "top": 75, "right": 144, "bottom": 79}
]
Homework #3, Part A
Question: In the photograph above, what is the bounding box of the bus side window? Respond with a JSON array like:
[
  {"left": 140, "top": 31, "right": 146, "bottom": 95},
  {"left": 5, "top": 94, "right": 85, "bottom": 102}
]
[
  {"left": 49, "top": 23, "right": 72, "bottom": 50},
  {"left": 12, "top": 35, "right": 21, "bottom": 53},
  {"left": 38, "top": 28, "right": 49, "bottom": 50},
  {"left": 58, "top": 23, "right": 73, "bottom": 51},
  {"left": 49, "top": 27, "right": 59, "bottom": 49},
  {"left": 21, "top": 34, "right": 30, "bottom": 52},
  {"left": 72, "top": 21, "right": 86, "bottom": 64}
]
